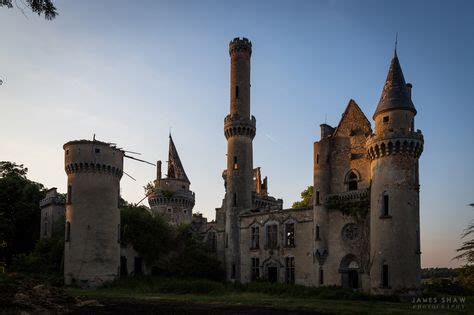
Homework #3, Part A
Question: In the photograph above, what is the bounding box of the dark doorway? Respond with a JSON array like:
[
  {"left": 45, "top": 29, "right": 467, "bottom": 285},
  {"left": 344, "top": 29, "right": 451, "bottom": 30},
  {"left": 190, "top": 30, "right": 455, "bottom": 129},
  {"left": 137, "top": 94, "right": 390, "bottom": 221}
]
[
  {"left": 134, "top": 257, "right": 143, "bottom": 275},
  {"left": 120, "top": 256, "right": 128, "bottom": 276},
  {"left": 348, "top": 270, "right": 359, "bottom": 289},
  {"left": 268, "top": 266, "right": 278, "bottom": 283}
]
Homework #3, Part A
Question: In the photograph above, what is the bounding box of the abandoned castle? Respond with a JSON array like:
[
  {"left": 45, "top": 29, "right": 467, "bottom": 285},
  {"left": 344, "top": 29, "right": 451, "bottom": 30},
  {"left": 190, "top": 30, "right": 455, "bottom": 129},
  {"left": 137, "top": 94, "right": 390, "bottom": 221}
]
[{"left": 40, "top": 37, "right": 423, "bottom": 293}]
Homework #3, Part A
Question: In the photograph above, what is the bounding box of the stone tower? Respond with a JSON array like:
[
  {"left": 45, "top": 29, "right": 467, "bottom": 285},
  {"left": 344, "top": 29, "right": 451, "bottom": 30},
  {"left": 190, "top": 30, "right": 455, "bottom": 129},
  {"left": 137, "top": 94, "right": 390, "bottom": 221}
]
[
  {"left": 224, "top": 37, "right": 256, "bottom": 281},
  {"left": 367, "top": 49, "right": 423, "bottom": 293},
  {"left": 63, "top": 140, "right": 124, "bottom": 287},
  {"left": 148, "top": 135, "right": 195, "bottom": 225}
]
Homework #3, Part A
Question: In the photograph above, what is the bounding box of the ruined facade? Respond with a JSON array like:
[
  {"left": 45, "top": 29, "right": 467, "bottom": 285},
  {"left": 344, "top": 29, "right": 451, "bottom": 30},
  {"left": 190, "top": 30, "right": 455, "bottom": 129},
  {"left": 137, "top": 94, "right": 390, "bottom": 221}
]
[
  {"left": 39, "top": 188, "right": 65, "bottom": 239},
  {"left": 55, "top": 37, "right": 423, "bottom": 293},
  {"left": 197, "top": 38, "right": 423, "bottom": 294}
]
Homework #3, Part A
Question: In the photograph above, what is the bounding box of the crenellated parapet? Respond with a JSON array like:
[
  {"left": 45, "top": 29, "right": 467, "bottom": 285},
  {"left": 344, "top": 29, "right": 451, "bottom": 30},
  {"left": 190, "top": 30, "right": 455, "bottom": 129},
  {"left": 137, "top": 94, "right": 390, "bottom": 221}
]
[
  {"left": 229, "top": 37, "right": 252, "bottom": 56},
  {"left": 64, "top": 162, "right": 123, "bottom": 178},
  {"left": 148, "top": 189, "right": 195, "bottom": 209},
  {"left": 366, "top": 130, "right": 424, "bottom": 160},
  {"left": 224, "top": 114, "right": 256, "bottom": 139}
]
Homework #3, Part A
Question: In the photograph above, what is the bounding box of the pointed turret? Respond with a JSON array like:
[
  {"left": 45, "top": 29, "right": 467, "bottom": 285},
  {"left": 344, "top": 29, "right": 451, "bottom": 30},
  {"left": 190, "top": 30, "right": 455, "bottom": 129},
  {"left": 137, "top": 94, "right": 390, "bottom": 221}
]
[
  {"left": 167, "top": 135, "right": 190, "bottom": 184},
  {"left": 373, "top": 50, "right": 416, "bottom": 119}
]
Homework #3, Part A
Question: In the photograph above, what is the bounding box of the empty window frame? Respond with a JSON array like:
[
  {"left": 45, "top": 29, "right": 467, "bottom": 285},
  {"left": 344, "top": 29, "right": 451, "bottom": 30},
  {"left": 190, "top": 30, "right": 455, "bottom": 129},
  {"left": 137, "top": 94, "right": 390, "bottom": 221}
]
[
  {"left": 285, "top": 257, "right": 295, "bottom": 284},
  {"left": 348, "top": 172, "right": 358, "bottom": 191},
  {"left": 266, "top": 224, "right": 278, "bottom": 249},
  {"left": 251, "top": 226, "right": 259, "bottom": 249},
  {"left": 251, "top": 257, "right": 260, "bottom": 281},
  {"left": 285, "top": 223, "right": 295, "bottom": 247}
]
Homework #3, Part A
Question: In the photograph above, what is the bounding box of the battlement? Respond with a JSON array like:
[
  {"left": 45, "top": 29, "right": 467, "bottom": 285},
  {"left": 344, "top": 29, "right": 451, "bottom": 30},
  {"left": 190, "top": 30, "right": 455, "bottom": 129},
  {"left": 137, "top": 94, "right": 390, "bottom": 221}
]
[
  {"left": 229, "top": 37, "right": 252, "bottom": 56},
  {"left": 224, "top": 114, "right": 256, "bottom": 139}
]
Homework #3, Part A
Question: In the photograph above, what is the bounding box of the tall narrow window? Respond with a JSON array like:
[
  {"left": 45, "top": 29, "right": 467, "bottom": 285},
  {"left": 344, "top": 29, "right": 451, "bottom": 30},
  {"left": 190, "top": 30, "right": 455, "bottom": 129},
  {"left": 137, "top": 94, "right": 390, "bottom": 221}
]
[
  {"left": 316, "top": 154, "right": 319, "bottom": 164},
  {"left": 67, "top": 185, "right": 72, "bottom": 204},
  {"left": 348, "top": 172, "right": 358, "bottom": 191},
  {"left": 382, "top": 193, "right": 389, "bottom": 216},
  {"left": 319, "top": 268, "right": 324, "bottom": 285},
  {"left": 316, "top": 190, "right": 320, "bottom": 205},
  {"left": 416, "top": 228, "right": 420, "bottom": 254},
  {"left": 66, "top": 222, "right": 71, "bottom": 242},
  {"left": 233, "top": 156, "right": 238, "bottom": 170},
  {"left": 251, "top": 226, "right": 259, "bottom": 249},
  {"left": 233, "top": 193, "right": 237, "bottom": 207},
  {"left": 251, "top": 257, "right": 260, "bottom": 281},
  {"left": 231, "top": 264, "right": 236, "bottom": 279},
  {"left": 382, "top": 263, "right": 389, "bottom": 288},
  {"left": 208, "top": 231, "right": 217, "bottom": 252},
  {"left": 266, "top": 224, "right": 278, "bottom": 249},
  {"left": 285, "top": 223, "right": 295, "bottom": 247},
  {"left": 285, "top": 257, "right": 295, "bottom": 284},
  {"left": 235, "top": 85, "right": 239, "bottom": 99},
  {"left": 315, "top": 225, "right": 320, "bottom": 240}
]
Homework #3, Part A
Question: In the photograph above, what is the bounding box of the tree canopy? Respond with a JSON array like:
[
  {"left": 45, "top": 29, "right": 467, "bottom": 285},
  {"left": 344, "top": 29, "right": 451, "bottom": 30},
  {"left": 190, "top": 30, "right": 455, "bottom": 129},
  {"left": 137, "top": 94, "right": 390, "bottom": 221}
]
[
  {"left": 0, "top": 161, "right": 45, "bottom": 265},
  {"left": 0, "top": 0, "right": 57, "bottom": 20},
  {"left": 292, "top": 185, "right": 313, "bottom": 208}
]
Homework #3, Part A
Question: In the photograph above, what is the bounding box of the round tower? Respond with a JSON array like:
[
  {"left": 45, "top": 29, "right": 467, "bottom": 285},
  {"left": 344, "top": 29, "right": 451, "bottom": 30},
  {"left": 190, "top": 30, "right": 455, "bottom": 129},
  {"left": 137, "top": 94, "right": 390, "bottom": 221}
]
[
  {"left": 367, "top": 51, "right": 423, "bottom": 293},
  {"left": 224, "top": 37, "right": 255, "bottom": 281},
  {"left": 63, "top": 140, "right": 124, "bottom": 287}
]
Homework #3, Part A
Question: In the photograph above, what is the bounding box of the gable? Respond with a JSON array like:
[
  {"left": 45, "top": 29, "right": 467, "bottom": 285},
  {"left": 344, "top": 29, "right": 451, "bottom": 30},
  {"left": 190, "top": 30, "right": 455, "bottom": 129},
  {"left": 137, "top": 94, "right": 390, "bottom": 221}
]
[{"left": 333, "top": 99, "right": 372, "bottom": 137}]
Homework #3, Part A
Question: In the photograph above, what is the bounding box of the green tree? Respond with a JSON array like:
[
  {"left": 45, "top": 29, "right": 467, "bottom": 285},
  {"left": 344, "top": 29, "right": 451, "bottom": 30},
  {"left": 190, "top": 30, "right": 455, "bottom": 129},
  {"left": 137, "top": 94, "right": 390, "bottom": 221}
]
[
  {"left": 292, "top": 185, "right": 313, "bottom": 208},
  {"left": 120, "top": 205, "right": 173, "bottom": 265},
  {"left": 0, "top": 0, "right": 57, "bottom": 20},
  {"left": 161, "top": 224, "right": 225, "bottom": 281},
  {"left": 0, "top": 161, "right": 45, "bottom": 265}
]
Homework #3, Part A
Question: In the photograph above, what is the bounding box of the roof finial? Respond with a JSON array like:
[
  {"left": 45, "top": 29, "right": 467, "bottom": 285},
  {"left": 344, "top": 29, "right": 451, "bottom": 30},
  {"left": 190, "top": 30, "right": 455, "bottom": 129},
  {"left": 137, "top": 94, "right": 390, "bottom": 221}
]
[{"left": 394, "top": 32, "right": 398, "bottom": 57}]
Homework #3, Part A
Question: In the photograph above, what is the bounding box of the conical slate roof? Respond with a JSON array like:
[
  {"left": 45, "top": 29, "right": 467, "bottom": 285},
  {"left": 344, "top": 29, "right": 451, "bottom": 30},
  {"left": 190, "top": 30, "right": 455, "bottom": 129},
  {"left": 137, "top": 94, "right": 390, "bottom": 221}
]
[
  {"left": 167, "top": 135, "right": 190, "bottom": 184},
  {"left": 374, "top": 50, "right": 416, "bottom": 119}
]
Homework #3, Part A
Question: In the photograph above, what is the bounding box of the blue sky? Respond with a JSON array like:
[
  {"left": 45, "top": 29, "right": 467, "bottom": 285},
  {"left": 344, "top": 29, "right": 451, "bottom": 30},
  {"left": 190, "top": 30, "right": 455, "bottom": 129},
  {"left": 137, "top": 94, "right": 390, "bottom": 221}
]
[{"left": 0, "top": 0, "right": 473, "bottom": 268}]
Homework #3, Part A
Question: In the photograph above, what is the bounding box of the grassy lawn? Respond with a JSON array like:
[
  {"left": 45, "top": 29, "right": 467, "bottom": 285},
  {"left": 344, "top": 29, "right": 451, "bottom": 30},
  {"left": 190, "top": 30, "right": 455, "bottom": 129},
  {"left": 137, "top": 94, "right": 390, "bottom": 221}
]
[{"left": 67, "top": 287, "right": 472, "bottom": 315}]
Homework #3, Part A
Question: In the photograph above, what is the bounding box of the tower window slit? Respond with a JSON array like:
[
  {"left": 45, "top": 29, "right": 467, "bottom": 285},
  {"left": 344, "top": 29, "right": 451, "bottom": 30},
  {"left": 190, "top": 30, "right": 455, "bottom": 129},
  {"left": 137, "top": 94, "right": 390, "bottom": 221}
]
[
  {"left": 235, "top": 85, "right": 239, "bottom": 99},
  {"left": 382, "top": 263, "right": 389, "bottom": 288},
  {"left": 233, "top": 156, "right": 238, "bottom": 169},
  {"left": 316, "top": 190, "right": 320, "bottom": 205},
  {"left": 319, "top": 268, "right": 324, "bottom": 285},
  {"left": 67, "top": 185, "right": 72, "bottom": 204},
  {"left": 66, "top": 222, "right": 71, "bottom": 242},
  {"left": 383, "top": 193, "right": 389, "bottom": 216},
  {"left": 233, "top": 193, "right": 237, "bottom": 207}
]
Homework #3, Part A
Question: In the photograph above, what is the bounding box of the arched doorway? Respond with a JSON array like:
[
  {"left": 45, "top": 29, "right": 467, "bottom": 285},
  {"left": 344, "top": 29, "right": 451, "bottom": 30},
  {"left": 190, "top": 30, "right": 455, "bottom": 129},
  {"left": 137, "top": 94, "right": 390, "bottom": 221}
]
[{"left": 340, "top": 254, "right": 360, "bottom": 289}]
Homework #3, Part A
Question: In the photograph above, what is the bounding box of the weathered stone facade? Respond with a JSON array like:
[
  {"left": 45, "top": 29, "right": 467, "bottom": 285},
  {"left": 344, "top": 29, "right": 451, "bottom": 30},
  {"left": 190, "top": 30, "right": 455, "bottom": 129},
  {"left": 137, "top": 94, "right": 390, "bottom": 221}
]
[
  {"left": 39, "top": 188, "right": 65, "bottom": 239},
  {"left": 197, "top": 38, "right": 423, "bottom": 294},
  {"left": 63, "top": 140, "right": 124, "bottom": 287},
  {"left": 57, "top": 38, "right": 423, "bottom": 293}
]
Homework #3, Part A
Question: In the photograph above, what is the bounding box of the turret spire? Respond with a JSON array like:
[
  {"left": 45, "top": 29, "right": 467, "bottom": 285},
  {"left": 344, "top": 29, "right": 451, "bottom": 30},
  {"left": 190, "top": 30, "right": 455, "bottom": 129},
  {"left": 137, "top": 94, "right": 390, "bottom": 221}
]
[
  {"left": 373, "top": 48, "right": 416, "bottom": 119},
  {"left": 167, "top": 135, "right": 190, "bottom": 183}
]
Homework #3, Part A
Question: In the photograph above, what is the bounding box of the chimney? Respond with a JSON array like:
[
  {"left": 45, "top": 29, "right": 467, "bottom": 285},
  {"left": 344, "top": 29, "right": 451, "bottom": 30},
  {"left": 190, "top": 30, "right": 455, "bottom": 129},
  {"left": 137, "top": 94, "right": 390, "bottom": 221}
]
[{"left": 156, "top": 160, "right": 162, "bottom": 181}]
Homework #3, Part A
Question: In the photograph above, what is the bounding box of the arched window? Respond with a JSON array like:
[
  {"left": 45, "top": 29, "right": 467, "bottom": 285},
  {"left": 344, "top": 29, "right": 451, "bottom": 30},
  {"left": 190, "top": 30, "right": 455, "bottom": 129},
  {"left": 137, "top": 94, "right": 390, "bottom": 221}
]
[{"left": 347, "top": 171, "right": 359, "bottom": 191}]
